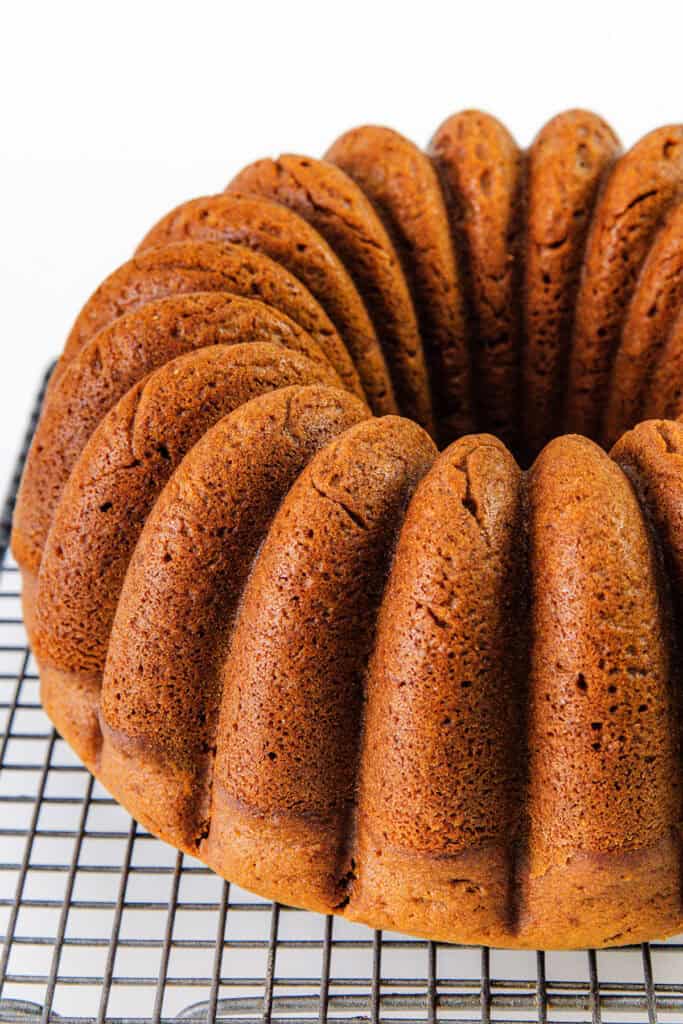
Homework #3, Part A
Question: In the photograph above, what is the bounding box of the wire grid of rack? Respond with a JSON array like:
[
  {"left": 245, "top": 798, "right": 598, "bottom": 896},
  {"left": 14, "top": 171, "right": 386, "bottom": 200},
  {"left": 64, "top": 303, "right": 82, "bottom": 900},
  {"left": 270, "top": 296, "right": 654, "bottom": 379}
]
[{"left": 1, "top": 370, "right": 683, "bottom": 1023}]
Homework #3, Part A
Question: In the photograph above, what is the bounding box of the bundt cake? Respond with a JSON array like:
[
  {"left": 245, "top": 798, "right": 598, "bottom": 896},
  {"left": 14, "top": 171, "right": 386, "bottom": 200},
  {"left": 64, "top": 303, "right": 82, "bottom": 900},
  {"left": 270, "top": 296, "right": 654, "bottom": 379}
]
[{"left": 12, "top": 109, "right": 683, "bottom": 950}]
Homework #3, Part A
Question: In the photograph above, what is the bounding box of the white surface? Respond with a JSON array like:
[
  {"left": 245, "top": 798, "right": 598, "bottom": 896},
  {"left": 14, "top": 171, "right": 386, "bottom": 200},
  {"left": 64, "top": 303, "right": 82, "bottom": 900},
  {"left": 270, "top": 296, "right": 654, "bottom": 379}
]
[{"left": 2, "top": 0, "right": 683, "bottom": 496}]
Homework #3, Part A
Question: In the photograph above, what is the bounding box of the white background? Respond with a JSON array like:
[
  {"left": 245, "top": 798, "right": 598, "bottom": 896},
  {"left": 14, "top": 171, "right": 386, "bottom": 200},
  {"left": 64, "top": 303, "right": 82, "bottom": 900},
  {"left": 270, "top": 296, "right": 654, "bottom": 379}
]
[{"left": 1, "top": 0, "right": 681, "bottom": 495}]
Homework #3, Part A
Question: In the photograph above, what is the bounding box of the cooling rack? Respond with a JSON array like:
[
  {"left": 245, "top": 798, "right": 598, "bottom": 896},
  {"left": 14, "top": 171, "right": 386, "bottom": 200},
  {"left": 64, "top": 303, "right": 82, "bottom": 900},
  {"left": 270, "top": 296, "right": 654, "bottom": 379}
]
[{"left": 1, "top": 369, "right": 683, "bottom": 1024}]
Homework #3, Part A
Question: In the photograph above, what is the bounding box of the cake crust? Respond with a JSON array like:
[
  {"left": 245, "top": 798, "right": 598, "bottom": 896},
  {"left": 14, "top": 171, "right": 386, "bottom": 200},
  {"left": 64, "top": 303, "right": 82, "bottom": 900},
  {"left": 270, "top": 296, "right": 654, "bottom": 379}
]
[
  {"left": 13, "top": 292, "right": 337, "bottom": 579},
  {"left": 347, "top": 434, "right": 527, "bottom": 942},
  {"left": 137, "top": 192, "right": 392, "bottom": 414},
  {"left": 522, "top": 110, "right": 620, "bottom": 459},
  {"left": 566, "top": 125, "right": 683, "bottom": 438},
  {"left": 605, "top": 201, "right": 683, "bottom": 445},
  {"left": 326, "top": 125, "right": 474, "bottom": 442},
  {"left": 55, "top": 240, "right": 350, "bottom": 380},
  {"left": 33, "top": 354, "right": 351, "bottom": 765},
  {"left": 228, "top": 155, "right": 434, "bottom": 434},
  {"left": 208, "top": 415, "right": 436, "bottom": 909},
  {"left": 99, "top": 385, "right": 370, "bottom": 849},
  {"left": 429, "top": 110, "right": 525, "bottom": 449},
  {"left": 644, "top": 307, "right": 683, "bottom": 418}
]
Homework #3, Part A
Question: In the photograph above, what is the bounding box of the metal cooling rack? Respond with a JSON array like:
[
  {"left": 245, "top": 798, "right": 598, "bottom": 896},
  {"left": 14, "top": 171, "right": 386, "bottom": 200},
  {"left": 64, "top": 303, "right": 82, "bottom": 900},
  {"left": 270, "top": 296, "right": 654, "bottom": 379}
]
[{"left": 1, "top": 369, "right": 683, "bottom": 1024}]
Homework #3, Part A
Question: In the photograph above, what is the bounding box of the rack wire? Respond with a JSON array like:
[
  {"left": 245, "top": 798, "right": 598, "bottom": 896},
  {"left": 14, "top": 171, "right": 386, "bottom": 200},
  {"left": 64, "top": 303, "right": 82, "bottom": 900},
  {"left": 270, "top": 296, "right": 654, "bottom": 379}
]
[{"left": 1, "top": 369, "right": 683, "bottom": 1023}]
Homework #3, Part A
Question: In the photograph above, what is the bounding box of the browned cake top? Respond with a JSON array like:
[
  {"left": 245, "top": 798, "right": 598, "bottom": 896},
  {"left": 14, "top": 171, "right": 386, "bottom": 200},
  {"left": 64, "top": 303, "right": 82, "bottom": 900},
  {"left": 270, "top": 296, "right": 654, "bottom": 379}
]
[
  {"left": 522, "top": 110, "right": 621, "bottom": 459},
  {"left": 58, "top": 240, "right": 348, "bottom": 377},
  {"left": 605, "top": 200, "right": 683, "bottom": 445},
  {"left": 228, "top": 154, "right": 434, "bottom": 434},
  {"left": 35, "top": 349, "right": 347, "bottom": 680},
  {"left": 326, "top": 124, "right": 474, "bottom": 442},
  {"left": 566, "top": 125, "right": 683, "bottom": 438},
  {"left": 429, "top": 109, "right": 525, "bottom": 448},
  {"left": 13, "top": 292, "right": 336, "bottom": 575},
  {"left": 137, "top": 192, "right": 394, "bottom": 412}
]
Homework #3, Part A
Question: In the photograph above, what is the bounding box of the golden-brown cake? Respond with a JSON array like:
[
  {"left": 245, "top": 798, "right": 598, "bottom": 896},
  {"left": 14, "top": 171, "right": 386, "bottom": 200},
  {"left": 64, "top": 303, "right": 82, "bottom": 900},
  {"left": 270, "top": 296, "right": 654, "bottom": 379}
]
[
  {"left": 12, "top": 109, "right": 683, "bottom": 950},
  {"left": 325, "top": 125, "right": 474, "bottom": 443},
  {"left": 136, "top": 193, "right": 394, "bottom": 415},
  {"left": 429, "top": 110, "right": 525, "bottom": 449},
  {"left": 228, "top": 154, "right": 435, "bottom": 434},
  {"left": 521, "top": 110, "right": 620, "bottom": 459}
]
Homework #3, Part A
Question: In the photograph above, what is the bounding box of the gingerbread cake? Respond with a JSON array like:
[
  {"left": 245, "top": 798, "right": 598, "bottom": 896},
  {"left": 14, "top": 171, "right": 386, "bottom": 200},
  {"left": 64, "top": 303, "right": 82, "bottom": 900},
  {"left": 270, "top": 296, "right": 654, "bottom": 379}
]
[{"left": 12, "top": 109, "right": 683, "bottom": 949}]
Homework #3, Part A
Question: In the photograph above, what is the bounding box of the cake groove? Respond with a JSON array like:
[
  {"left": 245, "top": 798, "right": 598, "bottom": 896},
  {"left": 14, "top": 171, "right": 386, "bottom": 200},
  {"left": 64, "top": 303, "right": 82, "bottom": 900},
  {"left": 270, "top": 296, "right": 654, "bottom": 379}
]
[
  {"left": 605, "top": 201, "right": 683, "bottom": 446},
  {"left": 228, "top": 155, "right": 435, "bottom": 434},
  {"left": 36, "top": 349, "right": 346, "bottom": 766},
  {"left": 645, "top": 306, "right": 683, "bottom": 418},
  {"left": 207, "top": 415, "right": 435, "bottom": 911},
  {"left": 55, "top": 241, "right": 348, "bottom": 381},
  {"left": 566, "top": 126, "right": 683, "bottom": 439},
  {"left": 522, "top": 110, "right": 621, "bottom": 460},
  {"left": 12, "top": 293, "right": 336, "bottom": 579},
  {"left": 325, "top": 124, "right": 475, "bottom": 444},
  {"left": 135, "top": 192, "right": 389, "bottom": 409},
  {"left": 429, "top": 110, "right": 526, "bottom": 450}
]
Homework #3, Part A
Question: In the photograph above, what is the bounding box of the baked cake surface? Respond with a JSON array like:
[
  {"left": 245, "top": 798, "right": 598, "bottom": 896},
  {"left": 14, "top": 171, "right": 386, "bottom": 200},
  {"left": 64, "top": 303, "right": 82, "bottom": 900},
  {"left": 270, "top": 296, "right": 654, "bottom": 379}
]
[{"left": 12, "top": 109, "right": 683, "bottom": 949}]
